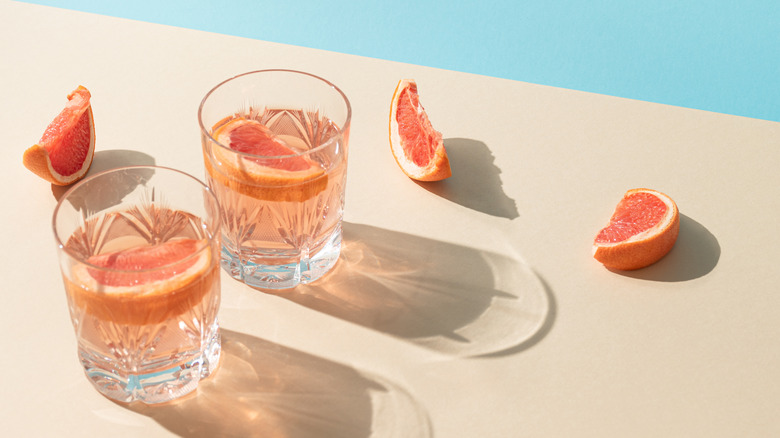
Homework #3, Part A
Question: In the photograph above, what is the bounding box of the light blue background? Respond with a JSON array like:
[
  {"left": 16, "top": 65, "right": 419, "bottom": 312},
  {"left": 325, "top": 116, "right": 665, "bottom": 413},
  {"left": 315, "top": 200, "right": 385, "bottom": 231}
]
[{"left": 20, "top": 0, "right": 780, "bottom": 122}]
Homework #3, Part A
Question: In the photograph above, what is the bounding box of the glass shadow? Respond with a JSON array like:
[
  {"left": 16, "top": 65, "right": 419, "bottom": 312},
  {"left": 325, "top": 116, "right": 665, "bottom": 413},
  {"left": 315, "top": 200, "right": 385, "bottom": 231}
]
[
  {"left": 51, "top": 149, "right": 156, "bottom": 202},
  {"left": 125, "top": 329, "right": 431, "bottom": 438},
  {"left": 280, "top": 222, "right": 552, "bottom": 357}
]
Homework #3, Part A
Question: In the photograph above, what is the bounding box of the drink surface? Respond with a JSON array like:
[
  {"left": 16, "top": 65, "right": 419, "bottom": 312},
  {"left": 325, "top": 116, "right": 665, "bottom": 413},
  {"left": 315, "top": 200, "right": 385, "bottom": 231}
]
[{"left": 203, "top": 108, "right": 347, "bottom": 285}]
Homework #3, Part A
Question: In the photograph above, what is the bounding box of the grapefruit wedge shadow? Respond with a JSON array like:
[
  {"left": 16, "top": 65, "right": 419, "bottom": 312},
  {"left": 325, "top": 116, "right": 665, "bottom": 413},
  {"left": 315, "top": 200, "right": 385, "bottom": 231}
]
[
  {"left": 610, "top": 214, "right": 720, "bottom": 282},
  {"left": 417, "top": 138, "right": 519, "bottom": 219}
]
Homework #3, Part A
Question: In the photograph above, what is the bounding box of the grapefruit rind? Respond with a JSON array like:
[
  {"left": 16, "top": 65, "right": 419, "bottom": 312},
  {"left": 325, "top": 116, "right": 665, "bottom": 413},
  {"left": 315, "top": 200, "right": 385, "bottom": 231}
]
[
  {"left": 22, "top": 86, "right": 95, "bottom": 186},
  {"left": 592, "top": 188, "right": 680, "bottom": 271},
  {"left": 206, "top": 117, "right": 327, "bottom": 202},
  {"left": 389, "top": 79, "right": 451, "bottom": 182}
]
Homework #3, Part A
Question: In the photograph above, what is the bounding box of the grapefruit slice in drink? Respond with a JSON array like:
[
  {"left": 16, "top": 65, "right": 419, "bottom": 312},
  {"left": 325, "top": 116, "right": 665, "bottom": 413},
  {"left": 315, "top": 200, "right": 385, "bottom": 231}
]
[
  {"left": 206, "top": 117, "right": 327, "bottom": 202},
  {"left": 592, "top": 188, "right": 680, "bottom": 270},
  {"left": 389, "top": 79, "right": 451, "bottom": 181},
  {"left": 23, "top": 86, "right": 95, "bottom": 185},
  {"left": 69, "top": 238, "right": 215, "bottom": 325}
]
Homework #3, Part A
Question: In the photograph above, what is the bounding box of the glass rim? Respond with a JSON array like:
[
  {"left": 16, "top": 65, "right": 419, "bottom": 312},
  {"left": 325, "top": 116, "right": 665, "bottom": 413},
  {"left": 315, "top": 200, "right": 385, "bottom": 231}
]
[
  {"left": 52, "top": 165, "right": 220, "bottom": 272},
  {"left": 197, "top": 69, "right": 352, "bottom": 160}
]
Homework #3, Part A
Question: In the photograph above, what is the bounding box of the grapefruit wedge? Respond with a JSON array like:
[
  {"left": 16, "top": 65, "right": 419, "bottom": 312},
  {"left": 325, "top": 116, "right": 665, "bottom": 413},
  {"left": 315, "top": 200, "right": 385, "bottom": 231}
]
[
  {"left": 85, "top": 238, "right": 206, "bottom": 288},
  {"left": 70, "top": 238, "right": 215, "bottom": 325},
  {"left": 592, "top": 188, "right": 680, "bottom": 270},
  {"left": 206, "top": 117, "right": 327, "bottom": 202},
  {"left": 389, "top": 79, "right": 451, "bottom": 181},
  {"left": 23, "top": 86, "right": 95, "bottom": 185}
]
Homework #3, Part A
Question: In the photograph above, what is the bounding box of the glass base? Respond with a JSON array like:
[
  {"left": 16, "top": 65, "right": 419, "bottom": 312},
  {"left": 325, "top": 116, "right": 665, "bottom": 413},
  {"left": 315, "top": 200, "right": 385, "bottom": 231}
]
[
  {"left": 221, "top": 226, "right": 342, "bottom": 290},
  {"left": 78, "top": 322, "right": 221, "bottom": 404}
]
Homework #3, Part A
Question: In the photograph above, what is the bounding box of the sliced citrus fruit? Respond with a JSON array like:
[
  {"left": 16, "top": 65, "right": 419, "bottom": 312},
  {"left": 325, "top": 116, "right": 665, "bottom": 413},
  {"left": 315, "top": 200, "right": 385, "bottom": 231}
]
[
  {"left": 593, "top": 188, "right": 680, "bottom": 270},
  {"left": 206, "top": 116, "right": 327, "bottom": 202},
  {"left": 23, "top": 86, "right": 95, "bottom": 186},
  {"left": 389, "top": 79, "right": 451, "bottom": 181},
  {"left": 68, "top": 238, "right": 216, "bottom": 325},
  {"left": 86, "top": 239, "right": 206, "bottom": 287}
]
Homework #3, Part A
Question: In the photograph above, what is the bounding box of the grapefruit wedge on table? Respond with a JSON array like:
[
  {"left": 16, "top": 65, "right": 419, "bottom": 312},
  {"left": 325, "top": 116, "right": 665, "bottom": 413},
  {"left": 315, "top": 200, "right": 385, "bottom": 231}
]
[
  {"left": 71, "top": 238, "right": 214, "bottom": 325},
  {"left": 23, "top": 86, "right": 95, "bottom": 185},
  {"left": 592, "top": 188, "right": 680, "bottom": 270},
  {"left": 389, "top": 79, "right": 451, "bottom": 181},
  {"left": 207, "top": 117, "right": 327, "bottom": 202}
]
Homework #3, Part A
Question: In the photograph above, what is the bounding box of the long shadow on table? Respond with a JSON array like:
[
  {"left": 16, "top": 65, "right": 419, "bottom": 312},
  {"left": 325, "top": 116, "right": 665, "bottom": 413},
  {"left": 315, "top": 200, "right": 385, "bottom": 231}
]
[
  {"left": 416, "top": 138, "right": 519, "bottom": 219},
  {"left": 126, "top": 329, "right": 431, "bottom": 438},
  {"left": 279, "top": 222, "right": 552, "bottom": 357},
  {"left": 610, "top": 214, "right": 720, "bottom": 281}
]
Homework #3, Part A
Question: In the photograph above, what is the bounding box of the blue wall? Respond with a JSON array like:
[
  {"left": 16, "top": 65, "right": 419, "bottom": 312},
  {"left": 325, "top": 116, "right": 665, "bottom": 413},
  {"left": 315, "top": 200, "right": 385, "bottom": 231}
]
[{"left": 21, "top": 0, "right": 780, "bottom": 122}]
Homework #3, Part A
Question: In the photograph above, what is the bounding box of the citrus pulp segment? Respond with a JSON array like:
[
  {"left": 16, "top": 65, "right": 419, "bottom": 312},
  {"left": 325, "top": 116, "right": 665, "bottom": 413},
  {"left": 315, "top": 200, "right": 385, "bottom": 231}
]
[
  {"left": 206, "top": 116, "right": 328, "bottom": 202},
  {"left": 592, "top": 188, "right": 680, "bottom": 270},
  {"left": 389, "top": 79, "right": 451, "bottom": 181},
  {"left": 23, "top": 86, "right": 95, "bottom": 185}
]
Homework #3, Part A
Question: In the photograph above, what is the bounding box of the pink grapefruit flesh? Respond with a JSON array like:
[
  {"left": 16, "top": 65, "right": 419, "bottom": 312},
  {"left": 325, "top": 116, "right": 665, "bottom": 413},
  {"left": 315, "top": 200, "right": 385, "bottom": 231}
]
[{"left": 595, "top": 192, "right": 668, "bottom": 243}]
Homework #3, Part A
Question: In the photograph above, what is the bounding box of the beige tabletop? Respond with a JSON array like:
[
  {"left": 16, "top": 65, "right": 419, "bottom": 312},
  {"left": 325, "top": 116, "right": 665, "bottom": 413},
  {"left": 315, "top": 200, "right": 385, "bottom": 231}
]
[{"left": 2, "top": 2, "right": 780, "bottom": 437}]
